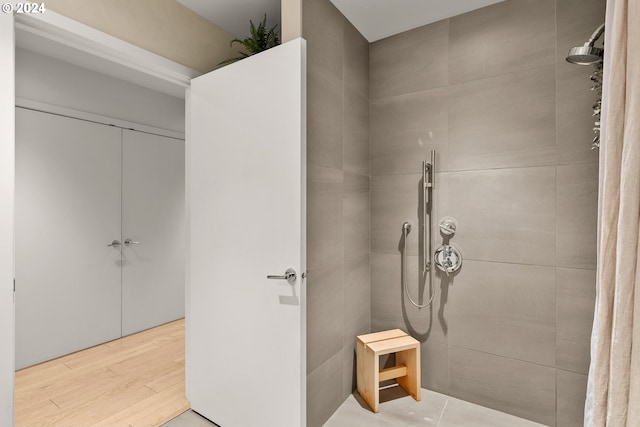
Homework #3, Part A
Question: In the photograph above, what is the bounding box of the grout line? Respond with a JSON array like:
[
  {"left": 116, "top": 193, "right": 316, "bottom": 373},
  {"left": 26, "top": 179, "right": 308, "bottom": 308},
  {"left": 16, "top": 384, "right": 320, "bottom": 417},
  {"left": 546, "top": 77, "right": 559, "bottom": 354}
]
[
  {"left": 436, "top": 398, "right": 448, "bottom": 426},
  {"left": 369, "top": 62, "right": 556, "bottom": 104},
  {"left": 557, "top": 367, "right": 589, "bottom": 376},
  {"left": 370, "top": 251, "right": 597, "bottom": 271},
  {"left": 370, "top": 164, "right": 558, "bottom": 178},
  {"left": 554, "top": 0, "right": 559, "bottom": 422},
  {"left": 448, "top": 344, "right": 556, "bottom": 370}
]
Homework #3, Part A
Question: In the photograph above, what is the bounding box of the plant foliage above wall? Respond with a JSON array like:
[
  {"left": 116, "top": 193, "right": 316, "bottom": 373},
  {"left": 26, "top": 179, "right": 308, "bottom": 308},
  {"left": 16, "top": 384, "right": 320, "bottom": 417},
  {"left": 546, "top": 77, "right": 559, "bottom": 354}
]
[{"left": 218, "top": 14, "right": 280, "bottom": 66}]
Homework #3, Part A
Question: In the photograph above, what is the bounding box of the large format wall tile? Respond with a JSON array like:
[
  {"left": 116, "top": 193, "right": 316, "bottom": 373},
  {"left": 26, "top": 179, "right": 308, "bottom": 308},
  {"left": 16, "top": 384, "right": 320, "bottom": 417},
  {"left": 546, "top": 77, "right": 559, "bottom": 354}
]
[
  {"left": 307, "top": 260, "right": 345, "bottom": 373},
  {"left": 344, "top": 19, "right": 369, "bottom": 99},
  {"left": 343, "top": 88, "right": 369, "bottom": 177},
  {"left": 370, "top": 88, "right": 449, "bottom": 176},
  {"left": 307, "top": 165, "right": 343, "bottom": 270},
  {"left": 556, "top": 267, "right": 596, "bottom": 374},
  {"left": 557, "top": 163, "right": 598, "bottom": 269},
  {"left": 430, "top": 172, "right": 452, "bottom": 239},
  {"left": 371, "top": 252, "right": 448, "bottom": 343},
  {"left": 307, "top": 350, "right": 344, "bottom": 427},
  {"left": 449, "top": 0, "right": 555, "bottom": 84},
  {"left": 343, "top": 173, "right": 369, "bottom": 258},
  {"left": 307, "top": 68, "right": 344, "bottom": 170},
  {"left": 450, "top": 347, "right": 557, "bottom": 426},
  {"left": 371, "top": 174, "right": 421, "bottom": 256},
  {"left": 344, "top": 253, "right": 370, "bottom": 349},
  {"left": 421, "top": 340, "right": 449, "bottom": 394},
  {"left": 557, "top": 369, "right": 588, "bottom": 427},
  {"left": 449, "top": 166, "right": 556, "bottom": 266},
  {"left": 448, "top": 66, "right": 556, "bottom": 171},
  {"left": 302, "top": 0, "right": 343, "bottom": 78},
  {"left": 370, "top": 19, "right": 448, "bottom": 99},
  {"left": 450, "top": 260, "right": 556, "bottom": 366}
]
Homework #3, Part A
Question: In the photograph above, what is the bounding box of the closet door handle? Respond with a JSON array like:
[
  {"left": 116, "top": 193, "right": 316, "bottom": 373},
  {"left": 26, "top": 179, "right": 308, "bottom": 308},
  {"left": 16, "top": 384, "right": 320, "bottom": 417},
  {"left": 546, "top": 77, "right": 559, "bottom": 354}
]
[
  {"left": 124, "top": 239, "right": 141, "bottom": 246},
  {"left": 107, "top": 240, "right": 121, "bottom": 247}
]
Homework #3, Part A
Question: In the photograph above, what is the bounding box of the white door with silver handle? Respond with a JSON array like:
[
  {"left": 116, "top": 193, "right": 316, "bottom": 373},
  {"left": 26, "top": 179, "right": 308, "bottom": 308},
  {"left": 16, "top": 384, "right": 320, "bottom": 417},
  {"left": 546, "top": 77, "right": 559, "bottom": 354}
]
[{"left": 188, "top": 39, "right": 306, "bottom": 427}]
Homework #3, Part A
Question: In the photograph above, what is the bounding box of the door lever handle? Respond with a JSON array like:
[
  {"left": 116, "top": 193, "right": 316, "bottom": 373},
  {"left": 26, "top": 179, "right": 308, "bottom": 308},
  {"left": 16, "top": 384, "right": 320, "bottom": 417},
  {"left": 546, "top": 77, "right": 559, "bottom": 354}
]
[
  {"left": 107, "top": 240, "right": 121, "bottom": 247},
  {"left": 124, "top": 239, "right": 141, "bottom": 246},
  {"left": 267, "top": 268, "right": 297, "bottom": 284}
]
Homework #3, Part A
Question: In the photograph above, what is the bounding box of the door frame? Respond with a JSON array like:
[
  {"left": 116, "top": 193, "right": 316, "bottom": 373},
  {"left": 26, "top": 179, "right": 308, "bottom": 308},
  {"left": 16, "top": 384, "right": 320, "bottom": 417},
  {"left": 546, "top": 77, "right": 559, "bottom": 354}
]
[{"left": 2, "top": 10, "right": 198, "bottom": 426}]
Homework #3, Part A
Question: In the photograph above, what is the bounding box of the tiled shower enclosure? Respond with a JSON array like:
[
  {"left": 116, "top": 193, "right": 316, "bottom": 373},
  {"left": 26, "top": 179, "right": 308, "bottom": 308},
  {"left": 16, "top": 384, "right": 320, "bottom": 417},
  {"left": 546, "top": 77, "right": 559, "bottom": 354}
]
[{"left": 304, "top": 0, "right": 604, "bottom": 426}]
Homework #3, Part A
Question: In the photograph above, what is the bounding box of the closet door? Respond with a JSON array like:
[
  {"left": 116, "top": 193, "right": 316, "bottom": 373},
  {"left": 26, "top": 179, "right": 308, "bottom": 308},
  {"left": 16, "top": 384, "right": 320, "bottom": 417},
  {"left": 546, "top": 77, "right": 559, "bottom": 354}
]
[
  {"left": 15, "top": 108, "right": 122, "bottom": 369},
  {"left": 121, "top": 130, "right": 185, "bottom": 336}
]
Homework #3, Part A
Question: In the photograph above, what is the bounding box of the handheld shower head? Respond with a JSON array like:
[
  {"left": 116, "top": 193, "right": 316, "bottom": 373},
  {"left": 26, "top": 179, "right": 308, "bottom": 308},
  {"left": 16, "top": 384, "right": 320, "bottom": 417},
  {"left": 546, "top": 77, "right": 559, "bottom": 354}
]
[{"left": 566, "top": 23, "right": 605, "bottom": 65}]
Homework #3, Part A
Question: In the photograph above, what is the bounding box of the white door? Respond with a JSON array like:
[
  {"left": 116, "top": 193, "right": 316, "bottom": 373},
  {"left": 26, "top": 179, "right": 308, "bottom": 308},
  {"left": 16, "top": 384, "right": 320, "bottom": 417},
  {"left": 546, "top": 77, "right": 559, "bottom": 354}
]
[
  {"left": 15, "top": 108, "right": 122, "bottom": 369},
  {"left": 122, "top": 129, "right": 185, "bottom": 335},
  {"left": 187, "top": 39, "right": 306, "bottom": 426}
]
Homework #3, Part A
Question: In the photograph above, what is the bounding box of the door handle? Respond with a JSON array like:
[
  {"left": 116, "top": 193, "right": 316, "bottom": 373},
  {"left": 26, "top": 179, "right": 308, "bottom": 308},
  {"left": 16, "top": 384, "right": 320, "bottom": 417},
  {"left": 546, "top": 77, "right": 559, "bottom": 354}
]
[
  {"left": 124, "top": 239, "right": 141, "bottom": 246},
  {"left": 267, "top": 268, "right": 297, "bottom": 284},
  {"left": 107, "top": 240, "right": 121, "bottom": 247}
]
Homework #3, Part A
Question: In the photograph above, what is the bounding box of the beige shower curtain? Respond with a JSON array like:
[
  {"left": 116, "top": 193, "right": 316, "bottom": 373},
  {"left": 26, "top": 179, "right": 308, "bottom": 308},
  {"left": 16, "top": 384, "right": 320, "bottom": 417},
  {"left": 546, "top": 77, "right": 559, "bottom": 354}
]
[{"left": 585, "top": 0, "right": 640, "bottom": 425}]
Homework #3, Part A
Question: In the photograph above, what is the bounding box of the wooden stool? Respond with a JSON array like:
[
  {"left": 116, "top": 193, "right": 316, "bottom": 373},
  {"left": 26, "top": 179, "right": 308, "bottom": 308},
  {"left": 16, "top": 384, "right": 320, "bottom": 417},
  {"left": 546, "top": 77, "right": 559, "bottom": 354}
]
[{"left": 356, "top": 329, "right": 421, "bottom": 413}]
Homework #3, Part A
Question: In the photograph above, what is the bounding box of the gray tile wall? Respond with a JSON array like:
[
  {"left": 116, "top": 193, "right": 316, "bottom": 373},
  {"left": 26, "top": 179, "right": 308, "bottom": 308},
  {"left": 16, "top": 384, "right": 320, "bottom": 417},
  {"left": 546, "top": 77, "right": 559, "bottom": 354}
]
[
  {"left": 369, "top": 0, "right": 603, "bottom": 426},
  {"left": 302, "top": 1, "right": 370, "bottom": 426}
]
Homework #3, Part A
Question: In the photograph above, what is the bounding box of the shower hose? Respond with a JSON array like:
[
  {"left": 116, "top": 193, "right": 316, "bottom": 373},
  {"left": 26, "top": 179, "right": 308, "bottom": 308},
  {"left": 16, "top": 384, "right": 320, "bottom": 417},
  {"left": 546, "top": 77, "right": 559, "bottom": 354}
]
[{"left": 402, "top": 222, "right": 435, "bottom": 308}]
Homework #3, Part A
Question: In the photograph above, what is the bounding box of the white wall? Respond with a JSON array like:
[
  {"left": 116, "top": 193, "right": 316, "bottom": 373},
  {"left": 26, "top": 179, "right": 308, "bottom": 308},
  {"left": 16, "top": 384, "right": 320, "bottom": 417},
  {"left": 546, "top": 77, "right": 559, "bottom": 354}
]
[
  {"left": 16, "top": 48, "right": 185, "bottom": 133},
  {"left": 0, "top": 12, "right": 15, "bottom": 427}
]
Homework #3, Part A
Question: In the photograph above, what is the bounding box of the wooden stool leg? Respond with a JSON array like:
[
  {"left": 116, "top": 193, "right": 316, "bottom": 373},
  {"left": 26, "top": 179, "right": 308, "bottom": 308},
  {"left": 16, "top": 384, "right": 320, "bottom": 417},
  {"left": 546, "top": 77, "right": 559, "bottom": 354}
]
[
  {"left": 396, "top": 346, "right": 421, "bottom": 402},
  {"left": 356, "top": 340, "right": 365, "bottom": 400},
  {"left": 357, "top": 341, "right": 380, "bottom": 413},
  {"left": 372, "top": 348, "right": 380, "bottom": 412}
]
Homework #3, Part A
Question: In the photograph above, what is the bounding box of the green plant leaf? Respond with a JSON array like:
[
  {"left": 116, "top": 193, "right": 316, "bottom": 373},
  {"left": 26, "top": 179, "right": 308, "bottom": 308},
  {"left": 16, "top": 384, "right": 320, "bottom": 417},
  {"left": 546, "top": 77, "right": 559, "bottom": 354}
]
[{"left": 218, "top": 13, "right": 281, "bottom": 66}]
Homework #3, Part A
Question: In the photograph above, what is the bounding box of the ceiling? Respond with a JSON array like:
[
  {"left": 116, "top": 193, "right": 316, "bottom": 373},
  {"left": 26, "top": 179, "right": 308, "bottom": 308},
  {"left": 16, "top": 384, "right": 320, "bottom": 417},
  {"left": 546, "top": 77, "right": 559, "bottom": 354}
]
[
  {"left": 178, "top": 0, "right": 504, "bottom": 42},
  {"left": 330, "top": 0, "right": 506, "bottom": 42}
]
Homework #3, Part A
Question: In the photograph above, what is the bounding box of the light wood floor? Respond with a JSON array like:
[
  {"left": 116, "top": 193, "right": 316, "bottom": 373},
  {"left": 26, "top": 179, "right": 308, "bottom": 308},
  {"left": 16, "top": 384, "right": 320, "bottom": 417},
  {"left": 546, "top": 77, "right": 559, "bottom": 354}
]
[{"left": 15, "top": 319, "right": 189, "bottom": 427}]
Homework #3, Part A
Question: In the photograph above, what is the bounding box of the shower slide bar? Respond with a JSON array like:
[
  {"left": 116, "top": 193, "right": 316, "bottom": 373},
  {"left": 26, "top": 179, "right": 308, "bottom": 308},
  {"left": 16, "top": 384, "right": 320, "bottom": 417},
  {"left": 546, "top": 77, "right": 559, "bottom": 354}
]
[
  {"left": 402, "top": 149, "right": 436, "bottom": 309},
  {"left": 422, "top": 150, "right": 435, "bottom": 273}
]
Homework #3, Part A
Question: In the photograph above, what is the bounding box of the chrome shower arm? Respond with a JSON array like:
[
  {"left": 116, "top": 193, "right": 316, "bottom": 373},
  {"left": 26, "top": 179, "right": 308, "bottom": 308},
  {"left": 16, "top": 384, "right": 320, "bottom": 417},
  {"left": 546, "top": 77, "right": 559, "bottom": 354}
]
[{"left": 586, "top": 23, "right": 605, "bottom": 46}]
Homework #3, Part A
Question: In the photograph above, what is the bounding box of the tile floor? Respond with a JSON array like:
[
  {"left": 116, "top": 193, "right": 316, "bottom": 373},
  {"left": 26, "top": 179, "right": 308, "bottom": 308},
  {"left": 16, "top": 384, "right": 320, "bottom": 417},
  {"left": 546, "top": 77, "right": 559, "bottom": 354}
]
[
  {"left": 325, "top": 386, "right": 548, "bottom": 426},
  {"left": 162, "top": 386, "right": 548, "bottom": 426}
]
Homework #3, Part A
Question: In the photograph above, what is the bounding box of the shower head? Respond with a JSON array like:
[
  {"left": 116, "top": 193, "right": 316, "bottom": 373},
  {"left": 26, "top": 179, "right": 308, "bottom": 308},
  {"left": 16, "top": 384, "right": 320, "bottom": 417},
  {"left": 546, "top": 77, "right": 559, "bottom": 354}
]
[
  {"left": 566, "top": 46, "right": 604, "bottom": 65},
  {"left": 566, "top": 23, "right": 605, "bottom": 65}
]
